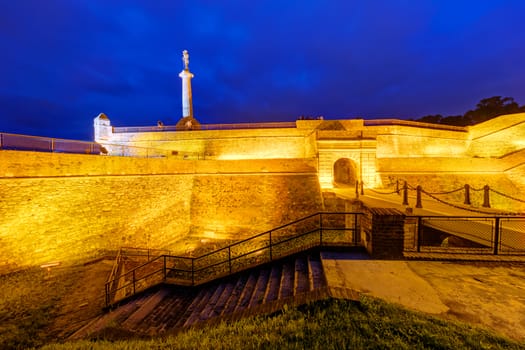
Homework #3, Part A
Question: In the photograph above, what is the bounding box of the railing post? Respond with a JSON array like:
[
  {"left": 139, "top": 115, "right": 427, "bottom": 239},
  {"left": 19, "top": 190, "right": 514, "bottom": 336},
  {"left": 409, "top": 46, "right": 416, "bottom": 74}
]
[
  {"left": 402, "top": 181, "right": 409, "bottom": 205},
  {"left": 355, "top": 180, "right": 359, "bottom": 199},
  {"left": 417, "top": 216, "right": 422, "bottom": 252},
  {"left": 483, "top": 185, "right": 491, "bottom": 208},
  {"left": 493, "top": 217, "right": 500, "bottom": 255},
  {"left": 464, "top": 184, "right": 471, "bottom": 205},
  {"left": 51, "top": 138, "right": 55, "bottom": 152},
  {"left": 416, "top": 185, "right": 422, "bottom": 208},
  {"left": 360, "top": 180, "right": 364, "bottom": 195},
  {"left": 228, "top": 246, "right": 232, "bottom": 274},
  {"left": 396, "top": 180, "right": 400, "bottom": 195}
]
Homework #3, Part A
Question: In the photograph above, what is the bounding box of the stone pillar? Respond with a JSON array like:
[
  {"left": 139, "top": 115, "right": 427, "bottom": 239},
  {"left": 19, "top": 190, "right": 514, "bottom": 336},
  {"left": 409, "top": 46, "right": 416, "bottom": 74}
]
[
  {"left": 361, "top": 207, "right": 405, "bottom": 259},
  {"left": 179, "top": 50, "right": 194, "bottom": 119}
]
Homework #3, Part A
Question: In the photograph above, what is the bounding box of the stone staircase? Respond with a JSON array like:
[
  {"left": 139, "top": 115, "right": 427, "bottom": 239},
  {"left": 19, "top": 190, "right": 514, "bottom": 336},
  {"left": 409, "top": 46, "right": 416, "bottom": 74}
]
[{"left": 70, "top": 251, "right": 330, "bottom": 339}]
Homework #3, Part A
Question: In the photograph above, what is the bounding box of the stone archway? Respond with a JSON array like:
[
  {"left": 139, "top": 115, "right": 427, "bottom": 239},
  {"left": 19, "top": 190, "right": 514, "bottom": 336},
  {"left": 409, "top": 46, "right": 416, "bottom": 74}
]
[{"left": 333, "top": 158, "right": 357, "bottom": 187}]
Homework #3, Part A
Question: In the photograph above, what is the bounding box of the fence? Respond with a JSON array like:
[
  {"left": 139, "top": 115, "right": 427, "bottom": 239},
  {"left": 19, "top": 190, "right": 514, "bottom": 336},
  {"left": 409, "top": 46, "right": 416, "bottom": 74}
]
[
  {"left": 105, "top": 212, "right": 361, "bottom": 307},
  {"left": 113, "top": 121, "right": 297, "bottom": 133},
  {"left": 364, "top": 179, "right": 525, "bottom": 215},
  {"left": 0, "top": 132, "right": 103, "bottom": 154},
  {"left": 404, "top": 215, "right": 525, "bottom": 255}
]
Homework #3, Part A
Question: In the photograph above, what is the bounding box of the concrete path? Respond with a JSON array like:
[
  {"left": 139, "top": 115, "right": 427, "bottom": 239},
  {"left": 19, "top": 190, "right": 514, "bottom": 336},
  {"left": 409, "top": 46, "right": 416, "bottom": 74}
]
[
  {"left": 333, "top": 188, "right": 510, "bottom": 216},
  {"left": 321, "top": 251, "right": 525, "bottom": 342}
]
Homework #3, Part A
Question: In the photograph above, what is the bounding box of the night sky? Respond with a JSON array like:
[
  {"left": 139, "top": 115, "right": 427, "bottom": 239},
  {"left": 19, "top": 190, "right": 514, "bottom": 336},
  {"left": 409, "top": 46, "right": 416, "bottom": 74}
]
[{"left": 1, "top": 1, "right": 524, "bottom": 140}]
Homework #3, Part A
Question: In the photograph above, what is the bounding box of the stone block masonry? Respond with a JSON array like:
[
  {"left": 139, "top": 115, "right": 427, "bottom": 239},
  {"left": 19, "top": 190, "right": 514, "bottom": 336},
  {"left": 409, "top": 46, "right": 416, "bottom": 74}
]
[{"left": 0, "top": 151, "right": 322, "bottom": 273}]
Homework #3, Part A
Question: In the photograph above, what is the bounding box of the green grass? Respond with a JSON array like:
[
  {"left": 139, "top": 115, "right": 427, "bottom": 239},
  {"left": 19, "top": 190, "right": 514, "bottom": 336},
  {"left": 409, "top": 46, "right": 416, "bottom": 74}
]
[
  {"left": 0, "top": 268, "right": 66, "bottom": 349},
  {"left": 37, "top": 297, "right": 524, "bottom": 350}
]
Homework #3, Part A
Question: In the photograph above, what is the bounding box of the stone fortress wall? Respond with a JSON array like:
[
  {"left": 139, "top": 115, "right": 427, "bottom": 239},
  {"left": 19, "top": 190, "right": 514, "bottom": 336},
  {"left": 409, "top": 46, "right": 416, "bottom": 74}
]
[
  {"left": 1, "top": 112, "right": 524, "bottom": 272},
  {"left": 96, "top": 112, "right": 525, "bottom": 196},
  {"left": 0, "top": 152, "right": 322, "bottom": 272}
]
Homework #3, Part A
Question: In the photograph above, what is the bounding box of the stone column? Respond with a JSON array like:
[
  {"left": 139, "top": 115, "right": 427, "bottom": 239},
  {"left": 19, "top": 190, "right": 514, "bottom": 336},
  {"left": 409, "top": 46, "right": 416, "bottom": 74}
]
[{"left": 179, "top": 50, "right": 194, "bottom": 119}]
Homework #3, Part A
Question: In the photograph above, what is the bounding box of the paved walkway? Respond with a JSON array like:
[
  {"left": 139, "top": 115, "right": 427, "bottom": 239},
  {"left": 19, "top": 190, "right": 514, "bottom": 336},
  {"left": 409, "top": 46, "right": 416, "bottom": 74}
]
[
  {"left": 332, "top": 188, "right": 511, "bottom": 216},
  {"left": 321, "top": 251, "right": 525, "bottom": 342}
]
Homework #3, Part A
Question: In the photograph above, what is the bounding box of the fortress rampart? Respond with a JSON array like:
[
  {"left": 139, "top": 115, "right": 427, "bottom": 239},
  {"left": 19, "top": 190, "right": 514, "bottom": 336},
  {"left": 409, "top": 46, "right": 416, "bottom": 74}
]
[
  {"left": 1, "top": 113, "right": 524, "bottom": 272},
  {"left": 0, "top": 151, "right": 321, "bottom": 272}
]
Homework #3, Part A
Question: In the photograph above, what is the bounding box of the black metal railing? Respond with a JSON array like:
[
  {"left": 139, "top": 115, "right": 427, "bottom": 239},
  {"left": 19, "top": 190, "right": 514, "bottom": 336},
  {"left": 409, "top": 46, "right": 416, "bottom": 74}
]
[
  {"left": 0, "top": 132, "right": 103, "bottom": 154},
  {"left": 105, "top": 212, "right": 361, "bottom": 307},
  {"left": 404, "top": 215, "right": 525, "bottom": 255}
]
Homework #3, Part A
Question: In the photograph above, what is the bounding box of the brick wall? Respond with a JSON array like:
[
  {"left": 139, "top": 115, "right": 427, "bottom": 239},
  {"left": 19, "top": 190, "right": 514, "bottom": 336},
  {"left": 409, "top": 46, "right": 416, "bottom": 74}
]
[{"left": 361, "top": 207, "right": 405, "bottom": 259}]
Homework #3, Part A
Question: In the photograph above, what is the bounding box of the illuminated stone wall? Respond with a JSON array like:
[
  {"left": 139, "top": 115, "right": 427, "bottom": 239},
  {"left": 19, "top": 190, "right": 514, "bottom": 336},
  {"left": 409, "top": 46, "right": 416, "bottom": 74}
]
[
  {"left": 106, "top": 128, "right": 315, "bottom": 160},
  {"left": 0, "top": 151, "right": 321, "bottom": 272},
  {"left": 467, "top": 113, "right": 525, "bottom": 157}
]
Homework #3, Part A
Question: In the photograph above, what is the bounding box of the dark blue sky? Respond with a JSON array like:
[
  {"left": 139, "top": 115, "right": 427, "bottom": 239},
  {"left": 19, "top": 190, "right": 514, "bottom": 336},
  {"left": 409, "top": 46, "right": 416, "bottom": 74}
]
[{"left": 1, "top": 1, "right": 524, "bottom": 140}]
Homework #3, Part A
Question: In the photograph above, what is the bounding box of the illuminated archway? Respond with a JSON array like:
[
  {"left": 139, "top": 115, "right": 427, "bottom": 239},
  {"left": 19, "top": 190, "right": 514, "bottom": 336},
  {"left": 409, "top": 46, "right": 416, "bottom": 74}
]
[{"left": 333, "top": 158, "right": 357, "bottom": 187}]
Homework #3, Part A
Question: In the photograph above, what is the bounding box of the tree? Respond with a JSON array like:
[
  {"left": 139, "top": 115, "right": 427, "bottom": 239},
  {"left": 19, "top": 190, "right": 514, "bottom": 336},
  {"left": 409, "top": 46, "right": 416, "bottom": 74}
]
[
  {"left": 414, "top": 96, "right": 525, "bottom": 126},
  {"left": 464, "top": 96, "right": 522, "bottom": 124}
]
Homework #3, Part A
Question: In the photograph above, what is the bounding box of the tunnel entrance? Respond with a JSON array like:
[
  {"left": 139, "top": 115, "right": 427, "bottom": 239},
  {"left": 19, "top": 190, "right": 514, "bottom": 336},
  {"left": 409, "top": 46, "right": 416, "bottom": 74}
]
[{"left": 333, "top": 158, "right": 357, "bottom": 187}]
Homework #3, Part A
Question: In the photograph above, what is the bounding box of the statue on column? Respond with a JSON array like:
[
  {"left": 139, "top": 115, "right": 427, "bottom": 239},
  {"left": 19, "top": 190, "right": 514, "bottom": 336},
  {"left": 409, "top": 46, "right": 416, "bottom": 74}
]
[{"left": 182, "top": 50, "right": 189, "bottom": 70}]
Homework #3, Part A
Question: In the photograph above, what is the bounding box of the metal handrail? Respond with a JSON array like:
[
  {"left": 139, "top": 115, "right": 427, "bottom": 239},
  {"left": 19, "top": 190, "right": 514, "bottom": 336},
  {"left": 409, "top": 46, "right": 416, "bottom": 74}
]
[
  {"left": 0, "top": 132, "right": 103, "bottom": 154},
  {"left": 406, "top": 215, "right": 525, "bottom": 255},
  {"left": 104, "top": 212, "right": 361, "bottom": 307}
]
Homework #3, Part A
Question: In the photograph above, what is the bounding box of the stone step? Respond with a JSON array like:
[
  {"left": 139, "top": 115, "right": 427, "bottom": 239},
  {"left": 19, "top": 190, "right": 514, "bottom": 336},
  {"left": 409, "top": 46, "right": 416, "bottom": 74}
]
[
  {"left": 264, "top": 264, "right": 282, "bottom": 303},
  {"left": 294, "top": 256, "right": 310, "bottom": 295},
  {"left": 199, "top": 282, "right": 227, "bottom": 321},
  {"left": 233, "top": 272, "right": 258, "bottom": 313},
  {"left": 181, "top": 287, "right": 214, "bottom": 327},
  {"left": 121, "top": 288, "right": 170, "bottom": 330},
  {"left": 248, "top": 267, "right": 270, "bottom": 308},
  {"left": 279, "top": 260, "right": 295, "bottom": 299},
  {"left": 140, "top": 288, "right": 191, "bottom": 334},
  {"left": 221, "top": 273, "right": 249, "bottom": 316},
  {"left": 210, "top": 279, "right": 235, "bottom": 318},
  {"left": 308, "top": 254, "right": 326, "bottom": 290},
  {"left": 84, "top": 251, "right": 329, "bottom": 338},
  {"left": 69, "top": 290, "right": 152, "bottom": 339}
]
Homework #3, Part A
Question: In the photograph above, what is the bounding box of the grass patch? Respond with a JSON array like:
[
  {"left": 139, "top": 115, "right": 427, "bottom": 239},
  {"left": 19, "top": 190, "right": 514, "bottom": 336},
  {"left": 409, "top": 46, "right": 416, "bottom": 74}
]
[
  {"left": 38, "top": 297, "right": 523, "bottom": 350},
  {"left": 0, "top": 267, "right": 66, "bottom": 349},
  {"left": 0, "top": 261, "right": 110, "bottom": 350}
]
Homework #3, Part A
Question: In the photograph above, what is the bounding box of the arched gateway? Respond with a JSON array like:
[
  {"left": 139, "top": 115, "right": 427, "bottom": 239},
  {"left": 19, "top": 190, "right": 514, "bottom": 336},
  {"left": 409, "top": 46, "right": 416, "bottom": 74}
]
[{"left": 333, "top": 158, "right": 357, "bottom": 187}]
